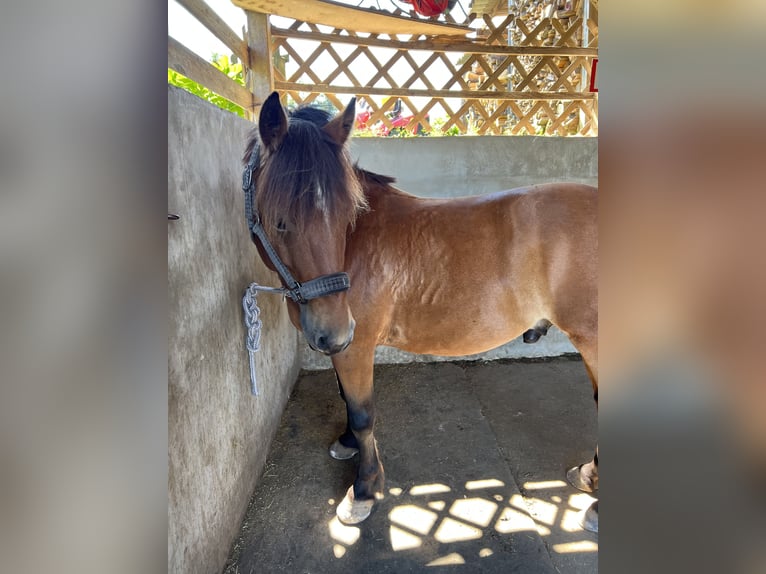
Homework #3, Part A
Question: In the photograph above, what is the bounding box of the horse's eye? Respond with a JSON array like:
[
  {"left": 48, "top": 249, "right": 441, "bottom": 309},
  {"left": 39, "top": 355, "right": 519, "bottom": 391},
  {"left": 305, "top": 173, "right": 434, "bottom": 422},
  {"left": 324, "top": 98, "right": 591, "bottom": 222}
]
[{"left": 276, "top": 220, "right": 287, "bottom": 232}]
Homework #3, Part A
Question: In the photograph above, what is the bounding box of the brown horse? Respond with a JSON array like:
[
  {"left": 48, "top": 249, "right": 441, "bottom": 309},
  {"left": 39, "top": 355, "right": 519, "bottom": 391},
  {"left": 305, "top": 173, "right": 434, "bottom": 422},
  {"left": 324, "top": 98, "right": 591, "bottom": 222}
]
[{"left": 244, "top": 92, "right": 599, "bottom": 530}]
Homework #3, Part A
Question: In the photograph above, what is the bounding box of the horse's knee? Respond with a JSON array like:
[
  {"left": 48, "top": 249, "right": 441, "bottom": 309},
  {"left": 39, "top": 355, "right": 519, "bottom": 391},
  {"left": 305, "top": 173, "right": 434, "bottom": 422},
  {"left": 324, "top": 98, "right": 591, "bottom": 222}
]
[{"left": 348, "top": 401, "right": 375, "bottom": 433}]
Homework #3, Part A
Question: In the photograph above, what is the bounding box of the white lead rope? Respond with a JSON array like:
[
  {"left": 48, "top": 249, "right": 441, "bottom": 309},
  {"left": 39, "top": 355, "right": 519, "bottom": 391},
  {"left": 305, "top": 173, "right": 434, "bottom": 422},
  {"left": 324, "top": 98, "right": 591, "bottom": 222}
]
[
  {"left": 242, "top": 282, "right": 288, "bottom": 396},
  {"left": 242, "top": 283, "right": 263, "bottom": 396}
]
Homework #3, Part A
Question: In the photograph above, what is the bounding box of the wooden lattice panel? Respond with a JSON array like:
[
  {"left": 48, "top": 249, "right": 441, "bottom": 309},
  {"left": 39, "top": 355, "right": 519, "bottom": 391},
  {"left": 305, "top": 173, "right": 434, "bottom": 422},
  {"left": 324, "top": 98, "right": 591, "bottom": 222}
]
[{"left": 268, "top": 0, "right": 597, "bottom": 135}]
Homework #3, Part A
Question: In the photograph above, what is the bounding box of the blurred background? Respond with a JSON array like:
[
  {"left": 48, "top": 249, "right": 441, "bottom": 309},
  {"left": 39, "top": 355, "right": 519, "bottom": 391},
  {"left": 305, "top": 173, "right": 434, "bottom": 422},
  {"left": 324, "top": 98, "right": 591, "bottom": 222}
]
[{"left": 1, "top": 1, "right": 765, "bottom": 572}]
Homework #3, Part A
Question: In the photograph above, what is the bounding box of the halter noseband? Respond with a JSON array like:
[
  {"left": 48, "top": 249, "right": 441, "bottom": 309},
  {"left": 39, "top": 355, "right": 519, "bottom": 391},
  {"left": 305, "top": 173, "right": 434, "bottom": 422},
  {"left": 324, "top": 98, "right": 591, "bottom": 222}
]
[{"left": 242, "top": 142, "right": 351, "bottom": 304}]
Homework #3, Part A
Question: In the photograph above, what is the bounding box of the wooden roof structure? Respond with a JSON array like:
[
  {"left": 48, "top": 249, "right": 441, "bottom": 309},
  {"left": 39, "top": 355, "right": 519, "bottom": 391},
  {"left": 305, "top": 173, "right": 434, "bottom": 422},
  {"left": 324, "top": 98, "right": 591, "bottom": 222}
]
[
  {"left": 231, "top": 0, "right": 470, "bottom": 36},
  {"left": 169, "top": 0, "right": 597, "bottom": 135},
  {"left": 469, "top": 0, "right": 503, "bottom": 16}
]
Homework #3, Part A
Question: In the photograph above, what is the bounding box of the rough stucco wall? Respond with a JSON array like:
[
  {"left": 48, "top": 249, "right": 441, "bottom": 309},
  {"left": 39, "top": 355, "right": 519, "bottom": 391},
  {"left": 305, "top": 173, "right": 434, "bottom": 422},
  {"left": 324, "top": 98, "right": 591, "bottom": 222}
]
[
  {"left": 302, "top": 136, "right": 598, "bottom": 370},
  {"left": 350, "top": 136, "right": 598, "bottom": 195},
  {"left": 168, "top": 87, "right": 300, "bottom": 574}
]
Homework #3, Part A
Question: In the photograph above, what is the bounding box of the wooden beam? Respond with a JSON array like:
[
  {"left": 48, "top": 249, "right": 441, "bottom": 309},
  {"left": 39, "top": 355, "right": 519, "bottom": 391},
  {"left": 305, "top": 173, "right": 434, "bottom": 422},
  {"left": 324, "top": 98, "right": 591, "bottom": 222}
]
[
  {"left": 245, "top": 11, "right": 273, "bottom": 116},
  {"left": 232, "top": 0, "right": 469, "bottom": 36},
  {"left": 274, "top": 82, "right": 597, "bottom": 100},
  {"left": 175, "top": 0, "right": 247, "bottom": 64},
  {"left": 470, "top": 0, "right": 503, "bottom": 17},
  {"left": 270, "top": 27, "right": 598, "bottom": 56},
  {"left": 168, "top": 36, "right": 254, "bottom": 110}
]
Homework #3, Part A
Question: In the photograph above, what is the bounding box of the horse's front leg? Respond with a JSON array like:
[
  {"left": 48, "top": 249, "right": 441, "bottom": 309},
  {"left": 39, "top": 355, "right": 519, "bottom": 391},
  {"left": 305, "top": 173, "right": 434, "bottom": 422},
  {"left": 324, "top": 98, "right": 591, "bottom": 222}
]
[
  {"left": 328, "top": 371, "right": 360, "bottom": 460},
  {"left": 330, "top": 346, "right": 384, "bottom": 525}
]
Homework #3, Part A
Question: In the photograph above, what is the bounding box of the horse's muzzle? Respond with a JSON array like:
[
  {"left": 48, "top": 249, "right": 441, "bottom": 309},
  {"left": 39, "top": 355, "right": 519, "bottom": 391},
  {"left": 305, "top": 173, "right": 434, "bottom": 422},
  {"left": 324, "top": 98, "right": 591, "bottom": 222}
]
[{"left": 306, "top": 320, "right": 355, "bottom": 356}]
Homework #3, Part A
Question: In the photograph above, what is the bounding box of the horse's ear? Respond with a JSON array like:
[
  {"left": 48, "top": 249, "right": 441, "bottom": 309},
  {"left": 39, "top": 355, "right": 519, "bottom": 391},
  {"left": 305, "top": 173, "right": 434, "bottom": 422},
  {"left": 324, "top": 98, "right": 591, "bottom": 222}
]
[
  {"left": 324, "top": 97, "right": 356, "bottom": 145},
  {"left": 258, "top": 92, "right": 288, "bottom": 151}
]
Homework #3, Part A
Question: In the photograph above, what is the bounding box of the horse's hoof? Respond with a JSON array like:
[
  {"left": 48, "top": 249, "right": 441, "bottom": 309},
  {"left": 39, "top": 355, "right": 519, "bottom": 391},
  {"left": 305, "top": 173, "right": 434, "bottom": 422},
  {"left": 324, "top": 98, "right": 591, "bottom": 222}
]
[
  {"left": 580, "top": 500, "right": 598, "bottom": 533},
  {"left": 329, "top": 440, "right": 359, "bottom": 460},
  {"left": 336, "top": 486, "right": 375, "bottom": 525},
  {"left": 566, "top": 464, "right": 598, "bottom": 493}
]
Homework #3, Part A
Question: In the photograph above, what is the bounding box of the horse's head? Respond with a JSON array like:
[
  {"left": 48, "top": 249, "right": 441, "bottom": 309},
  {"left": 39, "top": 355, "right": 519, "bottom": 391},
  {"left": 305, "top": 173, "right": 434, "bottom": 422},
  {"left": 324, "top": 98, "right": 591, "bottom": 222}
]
[{"left": 246, "top": 92, "right": 367, "bottom": 355}]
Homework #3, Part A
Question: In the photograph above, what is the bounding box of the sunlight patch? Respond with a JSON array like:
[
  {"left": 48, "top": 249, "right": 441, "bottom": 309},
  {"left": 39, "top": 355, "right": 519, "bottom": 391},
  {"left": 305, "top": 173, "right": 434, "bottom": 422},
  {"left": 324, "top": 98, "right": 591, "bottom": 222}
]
[
  {"left": 509, "top": 494, "right": 529, "bottom": 511},
  {"left": 449, "top": 497, "right": 498, "bottom": 528},
  {"left": 332, "top": 544, "right": 346, "bottom": 558},
  {"left": 328, "top": 516, "right": 360, "bottom": 546},
  {"left": 552, "top": 540, "right": 598, "bottom": 553},
  {"left": 465, "top": 478, "right": 505, "bottom": 490},
  {"left": 522, "top": 480, "right": 568, "bottom": 490},
  {"left": 389, "top": 504, "right": 439, "bottom": 535},
  {"left": 561, "top": 508, "right": 587, "bottom": 532},
  {"left": 494, "top": 506, "right": 537, "bottom": 534},
  {"left": 389, "top": 525, "right": 422, "bottom": 551},
  {"left": 434, "top": 517, "right": 483, "bottom": 543},
  {"left": 410, "top": 483, "right": 451, "bottom": 496},
  {"left": 426, "top": 552, "right": 466, "bottom": 566},
  {"left": 522, "top": 496, "right": 558, "bottom": 526},
  {"left": 568, "top": 492, "right": 597, "bottom": 510},
  {"left": 428, "top": 501, "right": 446, "bottom": 511}
]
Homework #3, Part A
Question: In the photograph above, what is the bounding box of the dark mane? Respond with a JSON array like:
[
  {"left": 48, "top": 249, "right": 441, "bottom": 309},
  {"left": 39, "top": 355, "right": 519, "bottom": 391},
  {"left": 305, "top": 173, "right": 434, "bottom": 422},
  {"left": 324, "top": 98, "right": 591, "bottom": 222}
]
[
  {"left": 355, "top": 167, "right": 397, "bottom": 187},
  {"left": 243, "top": 104, "right": 368, "bottom": 232}
]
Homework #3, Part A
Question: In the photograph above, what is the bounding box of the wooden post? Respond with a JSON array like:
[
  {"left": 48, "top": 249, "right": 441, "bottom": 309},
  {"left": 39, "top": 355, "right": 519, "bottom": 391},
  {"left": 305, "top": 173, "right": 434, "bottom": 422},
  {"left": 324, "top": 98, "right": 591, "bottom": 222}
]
[
  {"left": 581, "top": 0, "right": 590, "bottom": 48},
  {"left": 245, "top": 11, "right": 273, "bottom": 120},
  {"left": 579, "top": 0, "right": 591, "bottom": 133}
]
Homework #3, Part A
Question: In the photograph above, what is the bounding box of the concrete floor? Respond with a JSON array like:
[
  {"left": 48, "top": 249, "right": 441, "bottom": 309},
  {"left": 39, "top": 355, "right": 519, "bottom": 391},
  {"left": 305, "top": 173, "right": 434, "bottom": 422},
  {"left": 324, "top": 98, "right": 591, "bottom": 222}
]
[{"left": 224, "top": 357, "right": 597, "bottom": 574}]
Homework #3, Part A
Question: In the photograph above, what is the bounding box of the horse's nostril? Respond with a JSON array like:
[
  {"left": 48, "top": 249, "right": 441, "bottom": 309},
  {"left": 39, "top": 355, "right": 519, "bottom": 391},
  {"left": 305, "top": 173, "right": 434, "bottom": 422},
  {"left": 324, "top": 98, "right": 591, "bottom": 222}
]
[{"left": 316, "top": 335, "right": 328, "bottom": 350}]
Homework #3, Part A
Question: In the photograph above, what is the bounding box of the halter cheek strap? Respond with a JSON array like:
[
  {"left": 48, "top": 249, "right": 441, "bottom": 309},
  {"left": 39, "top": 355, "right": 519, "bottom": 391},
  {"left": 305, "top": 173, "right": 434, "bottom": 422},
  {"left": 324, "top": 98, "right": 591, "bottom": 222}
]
[{"left": 242, "top": 142, "right": 351, "bottom": 304}]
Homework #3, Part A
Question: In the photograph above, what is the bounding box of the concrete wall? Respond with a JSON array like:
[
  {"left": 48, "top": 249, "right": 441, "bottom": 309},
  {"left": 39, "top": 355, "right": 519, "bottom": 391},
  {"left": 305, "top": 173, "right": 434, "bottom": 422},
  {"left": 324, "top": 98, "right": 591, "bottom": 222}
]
[
  {"left": 351, "top": 136, "right": 598, "bottom": 196},
  {"left": 302, "top": 136, "right": 598, "bottom": 370},
  {"left": 168, "top": 87, "right": 301, "bottom": 574}
]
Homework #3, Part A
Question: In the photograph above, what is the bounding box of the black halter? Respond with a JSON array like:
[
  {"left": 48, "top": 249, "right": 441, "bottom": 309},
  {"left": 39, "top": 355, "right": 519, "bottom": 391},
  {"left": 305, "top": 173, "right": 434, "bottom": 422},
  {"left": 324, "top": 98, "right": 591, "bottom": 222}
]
[{"left": 242, "top": 142, "right": 351, "bottom": 304}]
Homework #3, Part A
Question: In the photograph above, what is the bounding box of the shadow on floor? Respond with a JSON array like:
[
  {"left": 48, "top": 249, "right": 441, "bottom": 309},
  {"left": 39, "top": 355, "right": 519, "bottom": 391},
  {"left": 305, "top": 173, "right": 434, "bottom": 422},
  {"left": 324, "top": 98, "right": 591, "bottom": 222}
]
[{"left": 225, "top": 357, "right": 597, "bottom": 574}]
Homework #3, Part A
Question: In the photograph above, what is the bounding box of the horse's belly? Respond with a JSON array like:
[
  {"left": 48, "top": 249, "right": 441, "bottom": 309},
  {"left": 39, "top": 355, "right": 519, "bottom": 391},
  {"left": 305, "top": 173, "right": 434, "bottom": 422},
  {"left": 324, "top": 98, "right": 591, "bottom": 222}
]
[{"left": 384, "top": 304, "right": 532, "bottom": 357}]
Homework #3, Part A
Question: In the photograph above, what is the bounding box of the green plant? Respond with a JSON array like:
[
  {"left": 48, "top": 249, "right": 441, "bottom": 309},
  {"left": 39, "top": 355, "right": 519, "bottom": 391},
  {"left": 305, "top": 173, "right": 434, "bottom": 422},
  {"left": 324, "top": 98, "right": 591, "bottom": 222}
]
[
  {"left": 426, "top": 116, "right": 460, "bottom": 136},
  {"left": 168, "top": 53, "right": 247, "bottom": 118}
]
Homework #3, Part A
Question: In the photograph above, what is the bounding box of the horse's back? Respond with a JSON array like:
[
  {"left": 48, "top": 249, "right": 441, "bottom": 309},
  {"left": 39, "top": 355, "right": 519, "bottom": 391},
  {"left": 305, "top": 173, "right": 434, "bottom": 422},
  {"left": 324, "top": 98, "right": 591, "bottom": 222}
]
[{"left": 492, "top": 182, "right": 596, "bottom": 226}]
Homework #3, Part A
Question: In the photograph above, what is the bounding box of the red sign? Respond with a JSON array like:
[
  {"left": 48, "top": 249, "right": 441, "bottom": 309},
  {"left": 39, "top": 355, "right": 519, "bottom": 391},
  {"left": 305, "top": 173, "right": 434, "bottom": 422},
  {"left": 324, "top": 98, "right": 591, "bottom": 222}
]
[{"left": 589, "top": 58, "right": 598, "bottom": 93}]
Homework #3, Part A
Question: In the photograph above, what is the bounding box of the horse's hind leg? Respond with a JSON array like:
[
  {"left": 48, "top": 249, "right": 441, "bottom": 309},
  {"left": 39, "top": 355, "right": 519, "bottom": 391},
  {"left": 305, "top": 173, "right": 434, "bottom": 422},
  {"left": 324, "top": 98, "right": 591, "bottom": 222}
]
[
  {"left": 563, "top": 332, "right": 599, "bottom": 533},
  {"left": 566, "top": 346, "right": 599, "bottom": 493},
  {"left": 331, "top": 346, "right": 384, "bottom": 525}
]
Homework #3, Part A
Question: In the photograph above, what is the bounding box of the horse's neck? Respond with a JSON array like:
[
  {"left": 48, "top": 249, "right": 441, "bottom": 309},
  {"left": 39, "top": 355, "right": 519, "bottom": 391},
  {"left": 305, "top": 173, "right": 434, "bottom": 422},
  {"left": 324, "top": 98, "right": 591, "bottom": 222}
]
[
  {"left": 349, "top": 180, "right": 424, "bottom": 249},
  {"left": 363, "top": 178, "right": 419, "bottom": 211}
]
